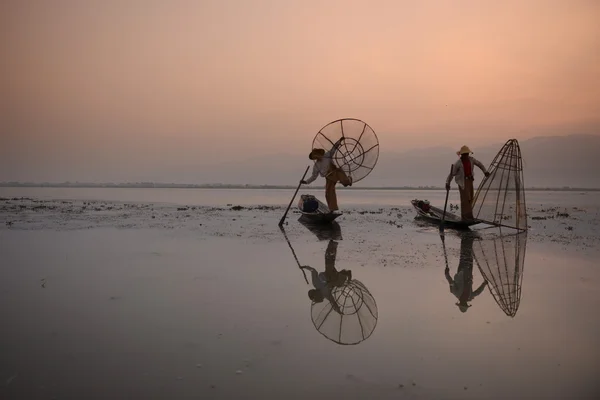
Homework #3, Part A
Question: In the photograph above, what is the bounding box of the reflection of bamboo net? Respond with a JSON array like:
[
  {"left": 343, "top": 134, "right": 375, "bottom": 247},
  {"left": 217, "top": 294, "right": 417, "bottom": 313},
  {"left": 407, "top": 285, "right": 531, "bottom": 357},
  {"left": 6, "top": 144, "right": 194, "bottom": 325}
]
[
  {"left": 474, "top": 233, "right": 527, "bottom": 317},
  {"left": 311, "top": 280, "right": 378, "bottom": 345},
  {"left": 472, "top": 139, "right": 527, "bottom": 231}
]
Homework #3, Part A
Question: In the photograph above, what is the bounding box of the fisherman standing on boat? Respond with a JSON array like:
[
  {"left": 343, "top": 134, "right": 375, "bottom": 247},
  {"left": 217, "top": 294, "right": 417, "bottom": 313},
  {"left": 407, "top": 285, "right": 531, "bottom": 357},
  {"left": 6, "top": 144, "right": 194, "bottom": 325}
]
[
  {"left": 446, "top": 145, "right": 490, "bottom": 221},
  {"left": 445, "top": 233, "right": 488, "bottom": 312},
  {"left": 301, "top": 137, "right": 352, "bottom": 212}
]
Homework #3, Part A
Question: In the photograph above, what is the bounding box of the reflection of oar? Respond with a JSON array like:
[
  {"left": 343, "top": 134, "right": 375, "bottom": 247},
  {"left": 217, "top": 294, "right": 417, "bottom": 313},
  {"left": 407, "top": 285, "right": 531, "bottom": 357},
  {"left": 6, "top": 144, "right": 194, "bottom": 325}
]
[
  {"left": 440, "top": 164, "right": 452, "bottom": 234},
  {"left": 279, "top": 226, "right": 309, "bottom": 284},
  {"left": 440, "top": 231, "right": 449, "bottom": 271},
  {"left": 279, "top": 165, "right": 311, "bottom": 227}
]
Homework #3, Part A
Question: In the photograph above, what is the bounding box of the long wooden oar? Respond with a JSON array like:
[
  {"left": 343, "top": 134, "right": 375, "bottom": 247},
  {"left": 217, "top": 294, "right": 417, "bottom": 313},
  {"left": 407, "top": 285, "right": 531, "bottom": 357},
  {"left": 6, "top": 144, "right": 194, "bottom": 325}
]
[
  {"left": 279, "top": 165, "right": 310, "bottom": 227},
  {"left": 440, "top": 164, "right": 453, "bottom": 234}
]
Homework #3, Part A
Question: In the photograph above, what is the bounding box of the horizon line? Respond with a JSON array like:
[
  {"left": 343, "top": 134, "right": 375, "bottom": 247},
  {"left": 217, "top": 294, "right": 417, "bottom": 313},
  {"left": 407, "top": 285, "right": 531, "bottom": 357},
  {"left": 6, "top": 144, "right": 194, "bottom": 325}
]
[{"left": 1, "top": 182, "right": 599, "bottom": 191}]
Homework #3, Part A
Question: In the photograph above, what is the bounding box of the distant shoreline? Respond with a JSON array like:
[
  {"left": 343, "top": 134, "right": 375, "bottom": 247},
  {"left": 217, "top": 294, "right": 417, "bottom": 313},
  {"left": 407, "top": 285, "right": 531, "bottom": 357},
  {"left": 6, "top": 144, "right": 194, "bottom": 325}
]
[{"left": 1, "top": 183, "right": 599, "bottom": 191}]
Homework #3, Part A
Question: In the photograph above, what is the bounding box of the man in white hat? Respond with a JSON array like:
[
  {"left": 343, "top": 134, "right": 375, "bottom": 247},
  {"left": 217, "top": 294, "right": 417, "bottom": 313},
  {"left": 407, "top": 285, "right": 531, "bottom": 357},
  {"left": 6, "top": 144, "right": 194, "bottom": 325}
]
[
  {"left": 301, "top": 137, "right": 352, "bottom": 212},
  {"left": 445, "top": 145, "right": 490, "bottom": 221}
]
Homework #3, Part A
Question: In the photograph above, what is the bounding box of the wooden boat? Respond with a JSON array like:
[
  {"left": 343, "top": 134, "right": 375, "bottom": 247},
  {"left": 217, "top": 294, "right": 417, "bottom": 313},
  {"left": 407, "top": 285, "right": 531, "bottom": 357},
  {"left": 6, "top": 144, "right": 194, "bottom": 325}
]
[
  {"left": 411, "top": 199, "right": 479, "bottom": 230},
  {"left": 298, "top": 194, "right": 342, "bottom": 224}
]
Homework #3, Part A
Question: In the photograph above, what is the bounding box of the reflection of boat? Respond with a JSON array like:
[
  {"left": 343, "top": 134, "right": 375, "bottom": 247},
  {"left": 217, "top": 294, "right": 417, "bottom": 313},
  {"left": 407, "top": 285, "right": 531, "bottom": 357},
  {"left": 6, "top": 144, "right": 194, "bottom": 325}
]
[
  {"left": 298, "top": 194, "right": 341, "bottom": 224},
  {"left": 298, "top": 218, "right": 342, "bottom": 241},
  {"left": 474, "top": 232, "right": 527, "bottom": 317},
  {"left": 411, "top": 199, "right": 479, "bottom": 230}
]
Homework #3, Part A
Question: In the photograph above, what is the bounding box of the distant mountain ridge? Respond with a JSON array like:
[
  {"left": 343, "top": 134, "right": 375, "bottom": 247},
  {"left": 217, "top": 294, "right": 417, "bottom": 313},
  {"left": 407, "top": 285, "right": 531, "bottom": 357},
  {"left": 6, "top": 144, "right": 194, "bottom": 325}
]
[
  {"left": 185, "top": 134, "right": 600, "bottom": 188},
  {"left": 369, "top": 134, "right": 600, "bottom": 188},
  {"left": 2, "top": 182, "right": 598, "bottom": 191},
  {"left": 2, "top": 134, "right": 599, "bottom": 188}
]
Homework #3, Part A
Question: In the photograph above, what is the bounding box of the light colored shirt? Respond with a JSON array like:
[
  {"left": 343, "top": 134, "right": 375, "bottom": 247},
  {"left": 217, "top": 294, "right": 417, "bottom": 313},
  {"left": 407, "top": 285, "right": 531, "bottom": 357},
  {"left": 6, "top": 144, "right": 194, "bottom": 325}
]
[
  {"left": 305, "top": 151, "right": 333, "bottom": 184},
  {"left": 446, "top": 156, "right": 488, "bottom": 189},
  {"left": 305, "top": 139, "right": 344, "bottom": 184}
]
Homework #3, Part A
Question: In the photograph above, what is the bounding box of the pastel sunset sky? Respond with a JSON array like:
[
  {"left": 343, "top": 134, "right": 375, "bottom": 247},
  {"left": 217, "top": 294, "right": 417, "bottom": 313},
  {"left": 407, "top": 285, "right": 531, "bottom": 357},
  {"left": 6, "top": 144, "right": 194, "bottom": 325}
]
[{"left": 2, "top": 0, "right": 599, "bottom": 182}]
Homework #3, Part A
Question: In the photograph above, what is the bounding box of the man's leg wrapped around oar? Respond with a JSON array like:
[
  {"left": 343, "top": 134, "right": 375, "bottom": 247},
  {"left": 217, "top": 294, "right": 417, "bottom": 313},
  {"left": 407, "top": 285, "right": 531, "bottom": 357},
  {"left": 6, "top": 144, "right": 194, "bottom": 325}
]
[
  {"left": 459, "top": 178, "right": 475, "bottom": 221},
  {"left": 324, "top": 164, "right": 351, "bottom": 211}
]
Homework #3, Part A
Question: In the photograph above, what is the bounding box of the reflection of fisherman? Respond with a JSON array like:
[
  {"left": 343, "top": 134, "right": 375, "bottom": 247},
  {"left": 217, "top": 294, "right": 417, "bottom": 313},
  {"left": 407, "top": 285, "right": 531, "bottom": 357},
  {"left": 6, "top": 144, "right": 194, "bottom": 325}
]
[
  {"left": 301, "top": 240, "right": 352, "bottom": 314},
  {"left": 300, "top": 137, "right": 353, "bottom": 212},
  {"left": 445, "top": 234, "right": 488, "bottom": 312}
]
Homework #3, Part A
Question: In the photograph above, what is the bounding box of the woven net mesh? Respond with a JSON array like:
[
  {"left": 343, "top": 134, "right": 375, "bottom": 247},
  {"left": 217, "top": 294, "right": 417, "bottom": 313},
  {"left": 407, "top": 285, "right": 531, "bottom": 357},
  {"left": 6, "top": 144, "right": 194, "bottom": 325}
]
[
  {"left": 472, "top": 139, "right": 527, "bottom": 231},
  {"left": 312, "top": 118, "right": 379, "bottom": 184},
  {"left": 311, "top": 280, "right": 378, "bottom": 345},
  {"left": 474, "top": 232, "right": 527, "bottom": 317}
]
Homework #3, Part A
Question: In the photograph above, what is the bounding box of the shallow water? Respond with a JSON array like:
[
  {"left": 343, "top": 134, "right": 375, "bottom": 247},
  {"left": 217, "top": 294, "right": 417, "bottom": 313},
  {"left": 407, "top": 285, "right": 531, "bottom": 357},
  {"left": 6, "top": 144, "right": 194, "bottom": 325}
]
[
  {"left": 1, "top": 192, "right": 599, "bottom": 399},
  {"left": 2, "top": 187, "right": 599, "bottom": 208}
]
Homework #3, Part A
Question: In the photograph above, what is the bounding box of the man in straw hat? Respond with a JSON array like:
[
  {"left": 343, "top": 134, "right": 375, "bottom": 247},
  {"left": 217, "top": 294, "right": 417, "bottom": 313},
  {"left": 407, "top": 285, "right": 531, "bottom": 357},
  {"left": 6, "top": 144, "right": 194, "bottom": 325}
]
[
  {"left": 446, "top": 145, "right": 490, "bottom": 221},
  {"left": 301, "top": 137, "right": 352, "bottom": 212}
]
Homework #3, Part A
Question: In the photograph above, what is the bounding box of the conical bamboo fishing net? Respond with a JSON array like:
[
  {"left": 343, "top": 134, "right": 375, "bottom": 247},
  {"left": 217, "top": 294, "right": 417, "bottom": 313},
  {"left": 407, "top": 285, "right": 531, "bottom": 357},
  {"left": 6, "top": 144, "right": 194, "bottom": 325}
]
[
  {"left": 472, "top": 139, "right": 527, "bottom": 231},
  {"left": 311, "top": 279, "right": 378, "bottom": 345},
  {"left": 473, "top": 232, "right": 527, "bottom": 317}
]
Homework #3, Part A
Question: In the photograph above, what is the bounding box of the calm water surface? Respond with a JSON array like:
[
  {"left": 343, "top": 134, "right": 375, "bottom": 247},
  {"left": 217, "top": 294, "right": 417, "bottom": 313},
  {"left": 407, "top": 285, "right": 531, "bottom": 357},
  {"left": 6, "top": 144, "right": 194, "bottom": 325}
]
[
  {"left": 1, "top": 187, "right": 599, "bottom": 208},
  {"left": 0, "top": 188, "right": 599, "bottom": 399}
]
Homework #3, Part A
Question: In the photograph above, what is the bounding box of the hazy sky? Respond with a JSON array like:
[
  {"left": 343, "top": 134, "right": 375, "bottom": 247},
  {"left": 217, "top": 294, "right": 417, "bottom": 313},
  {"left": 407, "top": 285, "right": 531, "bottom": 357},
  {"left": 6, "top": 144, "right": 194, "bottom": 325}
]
[{"left": 2, "top": 0, "right": 599, "bottom": 182}]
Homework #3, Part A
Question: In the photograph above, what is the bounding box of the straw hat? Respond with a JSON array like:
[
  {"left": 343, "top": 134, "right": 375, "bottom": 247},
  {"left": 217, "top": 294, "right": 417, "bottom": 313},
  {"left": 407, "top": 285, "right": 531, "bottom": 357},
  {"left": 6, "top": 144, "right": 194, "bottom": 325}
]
[
  {"left": 456, "top": 145, "right": 472, "bottom": 155},
  {"left": 309, "top": 148, "right": 325, "bottom": 160}
]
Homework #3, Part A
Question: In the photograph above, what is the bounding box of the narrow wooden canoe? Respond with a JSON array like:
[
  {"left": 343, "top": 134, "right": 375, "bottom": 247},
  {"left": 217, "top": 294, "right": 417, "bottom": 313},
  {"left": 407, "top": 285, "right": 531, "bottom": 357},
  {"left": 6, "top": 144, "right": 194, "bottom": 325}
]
[
  {"left": 298, "top": 194, "right": 342, "bottom": 224},
  {"left": 411, "top": 199, "right": 479, "bottom": 230}
]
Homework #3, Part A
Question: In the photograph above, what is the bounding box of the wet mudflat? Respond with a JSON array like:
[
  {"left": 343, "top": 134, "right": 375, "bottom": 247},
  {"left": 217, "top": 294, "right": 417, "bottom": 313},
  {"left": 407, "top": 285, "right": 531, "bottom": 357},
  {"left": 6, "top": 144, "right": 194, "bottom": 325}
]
[{"left": 1, "top": 195, "right": 599, "bottom": 399}]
